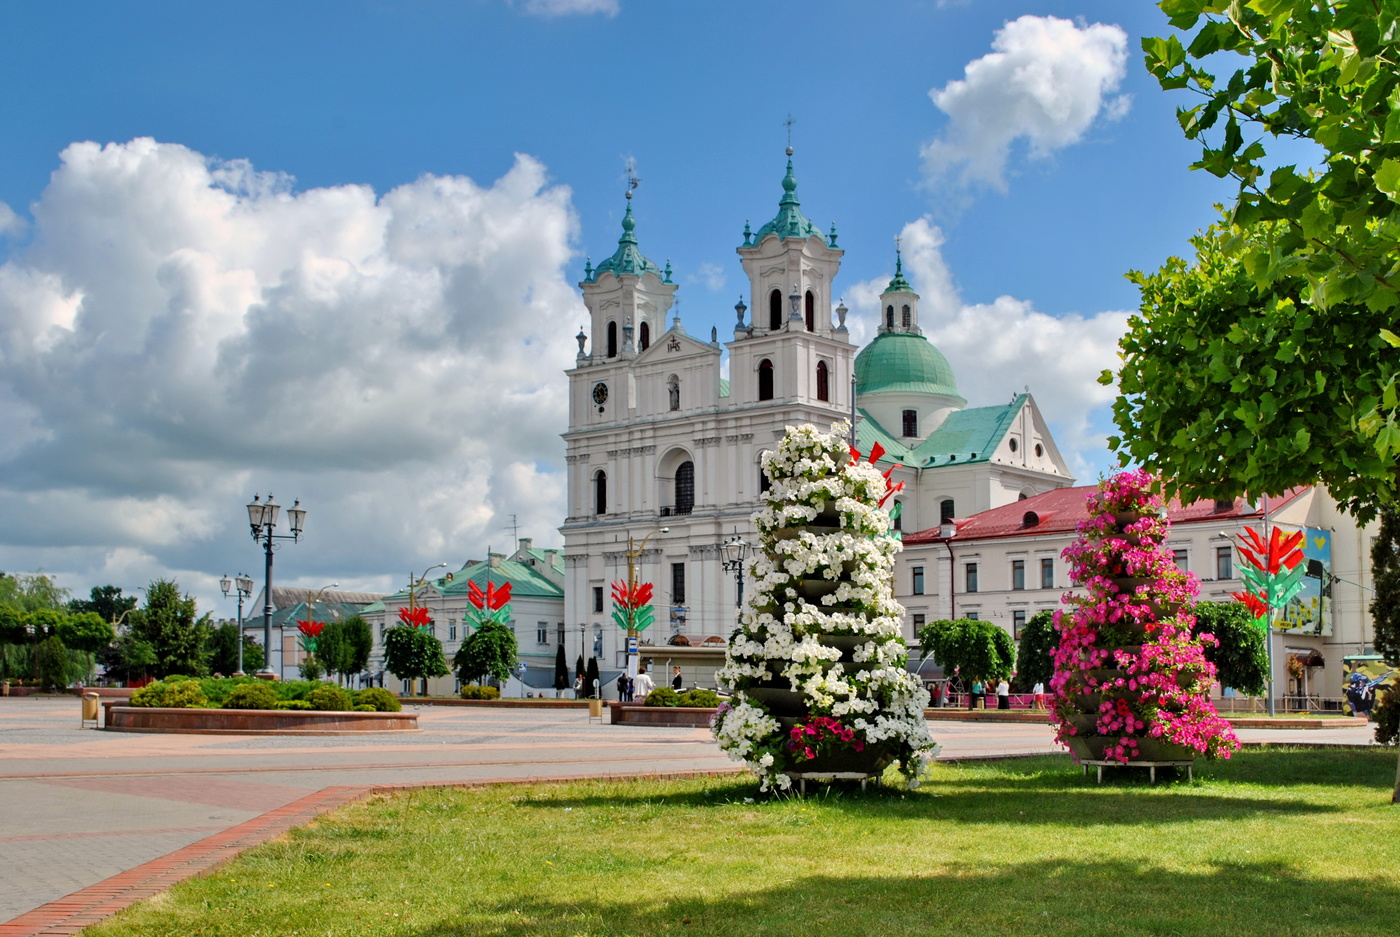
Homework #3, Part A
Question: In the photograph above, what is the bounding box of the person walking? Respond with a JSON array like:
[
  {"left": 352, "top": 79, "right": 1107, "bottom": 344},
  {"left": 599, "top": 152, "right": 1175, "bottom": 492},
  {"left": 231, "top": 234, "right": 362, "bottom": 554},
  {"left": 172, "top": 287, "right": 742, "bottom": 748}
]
[
  {"left": 1032, "top": 681, "right": 1046, "bottom": 710},
  {"left": 969, "top": 679, "right": 983, "bottom": 710},
  {"left": 634, "top": 666, "right": 655, "bottom": 702},
  {"left": 996, "top": 677, "right": 1011, "bottom": 710},
  {"left": 616, "top": 672, "right": 629, "bottom": 702}
]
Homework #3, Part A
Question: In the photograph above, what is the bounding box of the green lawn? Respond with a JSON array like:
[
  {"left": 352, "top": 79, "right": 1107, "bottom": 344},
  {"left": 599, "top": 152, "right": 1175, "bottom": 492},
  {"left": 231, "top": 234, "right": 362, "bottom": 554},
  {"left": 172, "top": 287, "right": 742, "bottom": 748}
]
[{"left": 87, "top": 749, "right": 1399, "bottom": 937}]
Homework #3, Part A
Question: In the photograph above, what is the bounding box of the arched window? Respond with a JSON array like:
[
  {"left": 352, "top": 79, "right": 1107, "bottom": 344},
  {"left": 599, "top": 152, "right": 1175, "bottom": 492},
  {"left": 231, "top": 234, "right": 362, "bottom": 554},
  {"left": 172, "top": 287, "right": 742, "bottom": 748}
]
[
  {"left": 594, "top": 471, "right": 608, "bottom": 515},
  {"left": 606, "top": 321, "right": 618, "bottom": 357},
  {"left": 758, "top": 359, "right": 774, "bottom": 401},
  {"left": 816, "top": 360, "right": 830, "bottom": 401},
  {"left": 759, "top": 465, "right": 771, "bottom": 493},
  {"left": 667, "top": 376, "right": 680, "bottom": 411},
  {"left": 639, "top": 321, "right": 650, "bottom": 351},
  {"left": 902, "top": 409, "right": 918, "bottom": 437},
  {"left": 892, "top": 499, "right": 903, "bottom": 531},
  {"left": 901, "top": 304, "right": 911, "bottom": 328},
  {"left": 769, "top": 289, "right": 783, "bottom": 330},
  {"left": 805, "top": 291, "right": 815, "bottom": 331},
  {"left": 885, "top": 305, "right": 895, "bottom": 329},
  {"left": 675, "top": 461, "right": 694, "bottom": 514},
  {"left": 939, "top": 499, "right": 955, "bottom": 524}
]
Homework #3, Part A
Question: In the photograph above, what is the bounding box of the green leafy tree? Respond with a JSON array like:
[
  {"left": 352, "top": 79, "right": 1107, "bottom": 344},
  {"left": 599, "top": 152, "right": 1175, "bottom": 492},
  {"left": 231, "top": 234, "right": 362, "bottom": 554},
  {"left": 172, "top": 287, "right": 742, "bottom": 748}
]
[
  {"left": 384, "top": 626, "right": 449, "bottom": 696},
  {"left": 56, "top": 611, "right": 115, "bottom": 683},
  {"left": 918, "top": 618, "right": 1016, "bottom": 688},
  {"left": 130, "top": 579, "right": 209, "bottom": 678},
  {"left": 35, "top": 635, "right": 71, "bottom": 690},
  {"left": 553, "top": 644, "right": 569, "bottom": 692},
  {"left": 206, "top": 622, "right": 264, "bottom": 676},
  {"left": 0, "top": 572, "right": 70, "bottom": 613},
  {"left": 68, "top": 585, "right": 137, "bottom": 624},
  {"left": 341, "top": 616, "right": 374, "bottom": 680},
  {"left": 1192, "top": 601, "right": 1268, "bottom": 696},
  {"left": 1372, "top": 507, "right": 1400, "bottom": 664},
  {"left": 1109, "top": 2, "right": 1400, "bottom": 520},
  {"left": 1013, "top": 611, "right": 1058, "bottom": 691},
  {"left": 452, "top": 621, "right": 518, "bottom": 687},
  {"left": 313, "top": 619, "right": 348, "bottom": 683}
]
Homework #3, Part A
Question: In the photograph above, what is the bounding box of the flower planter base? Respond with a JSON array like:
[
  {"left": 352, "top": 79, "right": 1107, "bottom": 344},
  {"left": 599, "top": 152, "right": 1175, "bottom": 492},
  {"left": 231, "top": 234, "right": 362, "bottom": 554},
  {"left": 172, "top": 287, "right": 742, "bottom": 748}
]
[{"left": 1080, "top": 759, "right": 1193, "bottom": 785}]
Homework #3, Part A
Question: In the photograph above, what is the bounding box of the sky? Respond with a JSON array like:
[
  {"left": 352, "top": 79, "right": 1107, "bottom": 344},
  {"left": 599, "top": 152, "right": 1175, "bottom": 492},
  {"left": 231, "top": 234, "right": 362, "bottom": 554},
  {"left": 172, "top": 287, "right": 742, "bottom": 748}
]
[{"left": 0, "top": 0, "right": 1253, "bottom": 617}]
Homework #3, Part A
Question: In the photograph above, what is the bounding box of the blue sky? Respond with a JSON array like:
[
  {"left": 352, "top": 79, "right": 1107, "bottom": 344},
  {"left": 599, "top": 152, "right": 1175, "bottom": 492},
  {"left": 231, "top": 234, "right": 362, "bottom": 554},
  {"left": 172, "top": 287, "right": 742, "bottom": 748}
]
[{"left": 0, "top": 1, "right": 1247, "bottom": 612}]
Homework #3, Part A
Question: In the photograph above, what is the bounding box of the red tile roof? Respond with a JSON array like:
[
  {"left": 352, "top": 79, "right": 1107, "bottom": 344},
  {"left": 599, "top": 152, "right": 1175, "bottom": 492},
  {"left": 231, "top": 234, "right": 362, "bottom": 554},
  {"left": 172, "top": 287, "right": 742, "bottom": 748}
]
[{"left": 903, "top": 485, "right": 1311, "bottom": 544}]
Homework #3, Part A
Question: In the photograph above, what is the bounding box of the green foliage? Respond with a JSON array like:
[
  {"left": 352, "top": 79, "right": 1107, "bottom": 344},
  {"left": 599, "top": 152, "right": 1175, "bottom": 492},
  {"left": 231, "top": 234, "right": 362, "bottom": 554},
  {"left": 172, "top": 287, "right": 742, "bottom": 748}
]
[
  {"left": 452, "top": 620, "right": 518, "bottom": 686},
  {"left": 222, "top": 682, "right": 279, "bottom": 710},
  {"left": 130, "top": 677, "right": 208, "bottom": 708},
  {"left": 644, "top": 687, "right": 680, "bottom": 707},
  {"left": 314, "top": 619, "right": 348, "bottom": 682},
  {"left": 56, "top": 612, "right": 114, "bottom": 655},
  {"left": 205, "top": 622, "right": 264, "bottom": 676},
  {"left": 298, "top": 656, "right": 325, "bottom": 682},
  {"left": 99, "top": 632, "right": 157, "bottom": 684},
  {"left": 130, "top": 580, "right": 209, "bottom": 679},
  {"left": 68, "top": 585, "right": 137, "bottom": 623},
  {"left": 1371, "top": 507, "right": 1400, "bottom": 663},
  {"left": 677, "top": 688, "right": 719, "bottom": 708},
  {"left": 0, "top": 572, "right": 70, "bottom": 613},
  {"left": 1115, "top": 2, "right": 1400, "bottom": 520},
  {"left": 341, "top": 616, "right": 374, "bottom": 679},
  {"left": 354, "top": 704, "right": 376, "bottom": 712},
  {"left": 306, "top": 684, "right": 353, "bottom": 711},
  {"left": 459, "top": 684, "right": 500, "bottom": 700},
  {"left": 27, "top": 608, "right": 66, "bottom": 640},
  {"left": 276, "top": 699, "right": 314, "bottom": 710},
  {"left": 554, "top": 644, "right": 569, "bottom": 691},
  {"left": 1192, "top": 601, "right": 1269, "bottom": 695},
  {"left": 1013, "top": 611, "right": 1057, "bottom": 691},
  {"left": 383, "top": 626, "right": 450, "bottom": 691},
  {"left": 352, "top": 687, "right": 402, "bottom": 712},
  {"left": 0, "top": 605, "right": 26, "bottom": 644},
  {"left": 918, "top": 618, "right": 1016, "bottom": 687},
  {"left": 1375, "top": 687, "right": 1399, "bottom": 747},
  {"left": 585, "top": 656, "right": 600, "bottom": 698},
  {"left": 35, "top": 635, "right": 69, "bottom": 690}
]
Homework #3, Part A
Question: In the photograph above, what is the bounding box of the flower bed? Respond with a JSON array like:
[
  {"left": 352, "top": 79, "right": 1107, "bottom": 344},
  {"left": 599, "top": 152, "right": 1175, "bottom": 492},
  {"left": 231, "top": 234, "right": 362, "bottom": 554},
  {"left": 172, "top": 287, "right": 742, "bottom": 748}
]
[
  {"left": 711, "top": 421, "right": 937, "bottom": 791},
  {"left": 1051, "top": 470, "right": 1239, "bottom": 767},
  {"left": 102, "top": 703, "right": 418, "bottom": 734}
]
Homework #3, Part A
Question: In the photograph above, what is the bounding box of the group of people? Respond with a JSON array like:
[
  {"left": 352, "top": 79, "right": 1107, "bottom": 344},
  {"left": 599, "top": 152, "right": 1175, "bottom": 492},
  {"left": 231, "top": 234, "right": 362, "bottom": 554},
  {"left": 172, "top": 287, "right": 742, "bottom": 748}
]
[{"left": 960, "top": 678, "right": 1047, "bottom": 710}]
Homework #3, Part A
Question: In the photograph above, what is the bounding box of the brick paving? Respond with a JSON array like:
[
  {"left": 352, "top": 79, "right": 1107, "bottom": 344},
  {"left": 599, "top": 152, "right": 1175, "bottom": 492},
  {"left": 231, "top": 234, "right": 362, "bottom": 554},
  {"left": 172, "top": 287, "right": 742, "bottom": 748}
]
[{"left": 0, "top": 696, "right": 1376, "bottom": 935}]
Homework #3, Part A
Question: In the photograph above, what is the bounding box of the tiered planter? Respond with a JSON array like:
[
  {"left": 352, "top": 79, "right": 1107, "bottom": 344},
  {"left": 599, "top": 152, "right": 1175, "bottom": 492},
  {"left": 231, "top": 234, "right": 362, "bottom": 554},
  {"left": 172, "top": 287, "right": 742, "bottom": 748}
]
[
  {"left": 712, "top": 422, "right": 935, "bottom": 792},
  {"left": 1051, "top": 471, "right": 1239, "bottom": 778}
]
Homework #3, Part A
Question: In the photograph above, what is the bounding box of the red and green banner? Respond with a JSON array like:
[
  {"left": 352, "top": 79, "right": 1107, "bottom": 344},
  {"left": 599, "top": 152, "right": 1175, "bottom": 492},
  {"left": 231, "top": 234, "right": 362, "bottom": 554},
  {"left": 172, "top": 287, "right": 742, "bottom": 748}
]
[
  {"left": 465, "top": 580, "right": 512, "bottom": 629},
  {"left": 296, "top": 618, "right": 324, "bottom": 653},
  {"left": 396, "top": 606, "right": 432, "bottom": 629},
  {"left": 611, "top": 580, "right": 654, "bottom": 633},
  {"left": 1230, "top": 526, "right": 1306, "bottom": 625}
]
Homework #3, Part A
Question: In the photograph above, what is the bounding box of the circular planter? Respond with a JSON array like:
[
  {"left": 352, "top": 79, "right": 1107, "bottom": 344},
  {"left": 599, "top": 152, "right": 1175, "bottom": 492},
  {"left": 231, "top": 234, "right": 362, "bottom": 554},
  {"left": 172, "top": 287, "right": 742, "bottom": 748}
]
[
  {"left": 743, "top": 686, "right": 806, "bottom": 716},
  {"left": 816, "top": 634, "right": 869, "bottom": 656},
  {"left": 797, "top": 579, "right": 841, "bottom": 601},
  {"left": 1108, "top": 575, "right": 1157, "bottom": 594},
  {"left": 103, "top": 705, "right": 417, "bottom": 735},
  {"left": 1133, "top": 738, "right": 1198, "bottom": 761},
  {"left": 792, "top": 746, "right": 892, "bottom": 776}
]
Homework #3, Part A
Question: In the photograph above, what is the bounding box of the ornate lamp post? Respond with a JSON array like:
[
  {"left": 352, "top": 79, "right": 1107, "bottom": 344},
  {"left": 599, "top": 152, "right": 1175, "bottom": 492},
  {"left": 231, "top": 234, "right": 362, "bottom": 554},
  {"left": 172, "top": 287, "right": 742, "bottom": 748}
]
[
  {"left": 219, "top": 572, "right": 255, "bottom": 676},
  {"left": 720, "top": 535, "right": 753, "bottom": 612},
  {"left": 247, "top": 494, "right": 306, "bottom": 679},
  {"left": 621, "top": 527, "right": 668, "bottom": 677}
]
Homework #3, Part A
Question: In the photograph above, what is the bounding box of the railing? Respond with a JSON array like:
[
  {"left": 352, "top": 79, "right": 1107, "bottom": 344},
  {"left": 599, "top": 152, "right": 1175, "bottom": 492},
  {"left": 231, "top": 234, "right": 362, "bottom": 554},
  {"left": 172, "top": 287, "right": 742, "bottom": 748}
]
[{"left": 659, "top": 504, "right": 693, "bottom": 517}]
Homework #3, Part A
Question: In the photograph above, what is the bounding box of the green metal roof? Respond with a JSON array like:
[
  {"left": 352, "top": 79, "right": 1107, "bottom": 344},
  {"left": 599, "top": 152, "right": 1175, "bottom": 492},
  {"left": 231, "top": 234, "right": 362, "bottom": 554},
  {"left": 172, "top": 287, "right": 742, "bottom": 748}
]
[
  {"left": 268, "top": 601, "right": 370, "bottom": 629},
  {"left": 746, "top": 160, "right": 823, "bottom": 245},
  {"left": 854, "top": 332, "right": 963, "bottom": 399},
  {"left": 589, "top": 202, "right": 662, "bottom": 280},
  {"left": 719, "top": 377, "right": 730, "bottom": 398},
  {"left": 855, "top": 396, "right": 1025, "bottom": 468},
  {"left": 882, "top": 250, "right": 913, "bottom": 294}
]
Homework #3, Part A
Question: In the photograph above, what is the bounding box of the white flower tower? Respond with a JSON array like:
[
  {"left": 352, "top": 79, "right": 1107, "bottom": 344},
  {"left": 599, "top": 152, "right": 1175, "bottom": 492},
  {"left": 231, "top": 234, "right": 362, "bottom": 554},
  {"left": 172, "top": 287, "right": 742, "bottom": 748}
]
[{"left": 712, "top": 421, "right": 936, "bottom": 792}]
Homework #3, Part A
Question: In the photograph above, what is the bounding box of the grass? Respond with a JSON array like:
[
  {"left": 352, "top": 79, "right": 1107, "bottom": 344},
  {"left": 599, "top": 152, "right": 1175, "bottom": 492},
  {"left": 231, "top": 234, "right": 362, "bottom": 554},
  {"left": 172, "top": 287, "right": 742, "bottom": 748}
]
[{"left": 86, "top": 749, "right": 1400, "bottom": 937}]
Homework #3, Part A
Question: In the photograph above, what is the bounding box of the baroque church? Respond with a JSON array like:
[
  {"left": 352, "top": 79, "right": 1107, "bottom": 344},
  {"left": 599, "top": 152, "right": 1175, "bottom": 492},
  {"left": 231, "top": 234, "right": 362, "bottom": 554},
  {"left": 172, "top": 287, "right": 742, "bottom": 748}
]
[{"left": 559, "top": 148, "right": 1075, "bottom": 670}]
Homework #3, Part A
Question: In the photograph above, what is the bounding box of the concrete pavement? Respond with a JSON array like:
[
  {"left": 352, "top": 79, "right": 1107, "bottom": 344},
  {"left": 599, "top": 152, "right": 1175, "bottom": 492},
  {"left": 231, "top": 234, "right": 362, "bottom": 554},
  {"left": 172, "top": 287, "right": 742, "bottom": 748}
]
[{"left": 0, "top": 696, "right": 1377, "bottom": 933}]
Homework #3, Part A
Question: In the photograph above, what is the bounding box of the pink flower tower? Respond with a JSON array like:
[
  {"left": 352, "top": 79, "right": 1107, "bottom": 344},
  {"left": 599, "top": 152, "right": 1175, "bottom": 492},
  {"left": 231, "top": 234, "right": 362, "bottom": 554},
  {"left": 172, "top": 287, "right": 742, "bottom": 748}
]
[{"left": 1052, "top": 470, "right": 1240, "bottom": 768}]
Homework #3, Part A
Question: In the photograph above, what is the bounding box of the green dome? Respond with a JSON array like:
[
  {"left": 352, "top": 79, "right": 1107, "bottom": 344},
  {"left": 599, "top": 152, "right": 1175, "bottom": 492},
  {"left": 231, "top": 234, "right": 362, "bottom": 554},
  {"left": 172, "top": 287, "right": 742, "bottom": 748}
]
[{"left": 855, "top": 332, "right": 964, "bottom": 399}]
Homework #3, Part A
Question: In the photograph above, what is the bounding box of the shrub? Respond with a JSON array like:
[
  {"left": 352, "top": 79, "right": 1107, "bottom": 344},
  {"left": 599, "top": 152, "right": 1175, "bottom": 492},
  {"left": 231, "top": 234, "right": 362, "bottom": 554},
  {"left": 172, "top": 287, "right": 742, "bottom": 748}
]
[
  {"left": 222, "top": 682, "right": 279, "bottom": 711},
  {"left": 130, "top": 680, "right": 168, "bottom": 707},
  {"left": 1375, "top": 687, "right": 1399, "bottom": 747},
  {"left": 678, "top": 689, "right": 720, "bottom": 707},
  {"left": 644, "top": 687, "right": 680, "bottom": 707},
  {"left": 306, "top": 684, "right": 353, "bottom": 711},
  {"left": 130, "top": 677, "right": 207, "bottom": 708},
  {"left": 353, "top": 687, "right": 402, "bottom": 712},
  {"left": 460, "top": 685, "right": 500, "bottom": 700},
  {"left": 275, "top": 700, "right": 314, "bottom": 710},
  {"left": 353, "top": 704, "right": 376, "bottom": 712}
]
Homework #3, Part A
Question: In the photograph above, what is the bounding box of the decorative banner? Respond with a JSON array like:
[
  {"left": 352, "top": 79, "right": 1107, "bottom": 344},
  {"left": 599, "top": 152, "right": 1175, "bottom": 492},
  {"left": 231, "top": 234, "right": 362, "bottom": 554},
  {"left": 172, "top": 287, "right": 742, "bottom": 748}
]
[
  {"left": 848, "top": 441, "right": 905, "bottom": 509},
  {"left": 1279, "top": 528, "right": 1333, "bottom": 634},
  {"left": 296, "top": 618, "right": 324, "bottom": 653},
  {"left": 396, "top": 606, "right": 432, "bottom": 629},
  {"left": 465, "top": 579, "right": 512, "bottom": 629},
  {"left": 611, "top": 580, "right": 655, "bottom": 632},
  {"left": 1230, "top": 525, "right": 1306, "bottom": 630}
]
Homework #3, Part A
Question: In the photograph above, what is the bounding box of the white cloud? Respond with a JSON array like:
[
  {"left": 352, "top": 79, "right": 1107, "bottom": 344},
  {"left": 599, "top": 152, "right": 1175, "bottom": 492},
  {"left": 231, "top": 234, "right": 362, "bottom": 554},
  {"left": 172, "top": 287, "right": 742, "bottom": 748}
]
[
  {"left": 0, "top": 138, "right": 584, "bottom": 609},
  {"left": 922, "top": 15, "right": 1129, "bottom": 193},
  {"left": 519, "top": 0, "right": 618, "bottom": 17},
  {"left": 691, "top": 261, "right": 726, "bottom": 292},
  {"left": 0, "top": 202, "right": 25, "bottom": 239},
  {"left": 844, "top": 217, "right": 1128, "bottom": 478}
]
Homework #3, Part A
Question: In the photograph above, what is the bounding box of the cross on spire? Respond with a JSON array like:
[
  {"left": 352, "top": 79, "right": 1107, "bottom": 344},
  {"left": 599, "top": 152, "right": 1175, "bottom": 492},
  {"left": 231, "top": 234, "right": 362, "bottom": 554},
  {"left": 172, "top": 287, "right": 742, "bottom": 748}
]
[
  {"left": 783, "top": 114, "right": 795, "bottom": 156},
  {"left": 625, "top": 157, "right": 641, "bottom": 200}
]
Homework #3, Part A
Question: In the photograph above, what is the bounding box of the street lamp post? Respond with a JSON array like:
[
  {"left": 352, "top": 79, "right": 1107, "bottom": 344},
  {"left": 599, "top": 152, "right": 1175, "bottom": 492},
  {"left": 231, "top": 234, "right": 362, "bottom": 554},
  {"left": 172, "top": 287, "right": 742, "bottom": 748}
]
[
  {"left": 247, "top": 494, "right": 306, "bottom": 679},
  {"left": 219, "top": 573, "right": 255, "bottom": 676},
  {"left": 622, "top": 527, "right": 668, "bottom": 677},
  {"left": 720, "top": 535, "right": 753, "bottom": 612}
]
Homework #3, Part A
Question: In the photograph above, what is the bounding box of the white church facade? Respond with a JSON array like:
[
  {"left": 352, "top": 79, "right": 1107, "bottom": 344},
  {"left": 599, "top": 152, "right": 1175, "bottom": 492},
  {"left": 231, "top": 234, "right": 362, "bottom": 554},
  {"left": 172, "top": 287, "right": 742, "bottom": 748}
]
[{"left": 558, "top": 150, "right": 1076, "bottom": 672}]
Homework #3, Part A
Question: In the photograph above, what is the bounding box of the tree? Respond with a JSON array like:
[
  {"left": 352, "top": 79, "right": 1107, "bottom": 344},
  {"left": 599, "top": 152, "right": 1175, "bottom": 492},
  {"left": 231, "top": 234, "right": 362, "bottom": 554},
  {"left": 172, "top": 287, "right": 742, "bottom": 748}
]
[
  {"left": 585, "top": 655, "right": 601, "bottom": 699},
  {"left": 35, "top": 635, "right": 70, "bottom": 690},
  {"left": 69, "top": 585, "right": 137, "bottom": 624},
  {"left": 553, "top": 644, "right": 569, "bottom": 693},
  {"left": 206, "top": 622, "right": 264, "bottom": 676},
  {"left": 314, "top": 619, "right": 348, "bottom": 683},
  {"left": 1109, "top": 3, "right": 1400, "bottom": 521},
  {"left": 575, "top": 653, "right": 585, "bottom": 682},
  {"left": 452, "top": 621, "right": 518, "bottom": 687},
  {"left": 383, "top": 626, "right": 449, "bottom": 696},
  {"left": 918, "top": 618, "right": 1015, "bottom": 688},
  {"left": 1372, "top": 508, "right": 1400, "bottom": 664},
  {"left": 341, "top": 616, "right": 374, "bottom": 681},
  {"left": 1192, "top": 601, "right": 1268, "bottom": 696},
  {"left": 0, "top": 572, "right": 70, "bottom": 613},
  {"left": 1013, "top": 611, "right": 1057, "bottom": 692},
  {"left": 57, "top": 611, "right": 115, "bottom": 683},
  {"left": 130, "top": 580, "right": 208, "bottom": 678}
]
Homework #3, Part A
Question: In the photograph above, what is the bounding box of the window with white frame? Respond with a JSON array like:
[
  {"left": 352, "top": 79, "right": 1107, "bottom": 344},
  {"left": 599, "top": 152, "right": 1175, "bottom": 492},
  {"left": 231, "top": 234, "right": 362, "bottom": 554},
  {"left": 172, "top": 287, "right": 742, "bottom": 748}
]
[{"left": 536, "top": 622, "right": 549, "bottom": 644}]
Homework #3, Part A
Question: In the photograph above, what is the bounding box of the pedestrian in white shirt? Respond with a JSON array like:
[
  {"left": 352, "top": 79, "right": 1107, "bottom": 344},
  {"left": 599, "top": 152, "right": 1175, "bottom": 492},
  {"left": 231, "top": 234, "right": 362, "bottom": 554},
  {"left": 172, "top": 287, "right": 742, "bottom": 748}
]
[{"left": 634, "top": 666, "right": 655, "bottom": 701}]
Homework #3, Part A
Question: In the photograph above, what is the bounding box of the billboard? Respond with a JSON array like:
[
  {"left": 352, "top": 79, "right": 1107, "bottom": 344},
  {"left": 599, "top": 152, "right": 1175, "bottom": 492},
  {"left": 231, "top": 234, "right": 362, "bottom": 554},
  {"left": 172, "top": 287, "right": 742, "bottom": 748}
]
[{"left": 1275, "top": 527, "right": 1331, "bottom": 635}]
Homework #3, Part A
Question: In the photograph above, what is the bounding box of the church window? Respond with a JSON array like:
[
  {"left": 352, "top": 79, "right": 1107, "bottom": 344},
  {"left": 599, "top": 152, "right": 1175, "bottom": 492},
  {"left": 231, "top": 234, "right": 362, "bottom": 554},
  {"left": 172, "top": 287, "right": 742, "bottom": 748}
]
[
  {"left": 885, "top": 305, "right": 894, "bottom": 329},
  {"left": 606, "top": 321, "right": 618, "bottom": 357},
  {"left": 594, "top": 471, "right": 607, "bottom": 515},
  {"left": 805, "top": 291, "right": 815, "bottom": 331},
  {"left": 902, "top": 409, "right": 918, "bottom": 437},
  {"left": 816, "top": 361, "right": 829, "bottom": 401},
  {"left": 758, "top": 453, "right": 772, "bottom": 493},
  {"left": 940, "top": 499, "right": 955, "bottom": 524},
  {"left": 893, "top": 499, "right": 903, "bottom": 531},
  {"left": 675, "top": 461, "right": 695, "bottom": 514},
  {"left": 901, "top": 304, "right": 911, "bottom": 328},
  {"left": 671, "top": 563, "right": 686, "bottom": 605},
  {"left": 639, "top": 321, "right": 650, "bottom": 351},
  {"left": 769, "top": 289, "right": 783, "bottom": 330},
  {"left": 667, "top": 376, "right": 680, "bottom": 411},
  {"left": 758, "top": 359, "right": 774, "bottom": 400},
  {"left": 1034, "top": 443, "right": 1044, "bottom": 457},
  {"left": 1009, "top": 438, "right": 1018, "bottom": 452}
]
